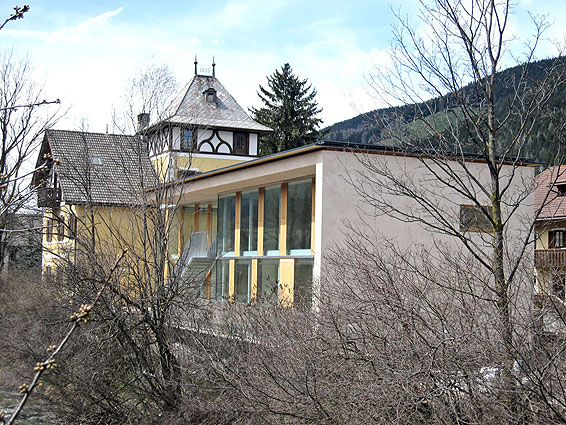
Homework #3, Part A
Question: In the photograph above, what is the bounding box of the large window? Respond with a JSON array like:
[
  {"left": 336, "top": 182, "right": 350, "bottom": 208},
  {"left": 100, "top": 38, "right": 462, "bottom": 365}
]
[
  {"left": 212, "top": 178, "right": 314, "bottom": 306},
  {"left": 294, "top": 258, "right": 313, "bottom": 310},
  {"left": 258, "top": 259, "right": 279, "bottom": 303},
  {"left": 549, "top": 230, "right": 566, "bottom": 248},
  {"left": 264, "top": 185, "right": 280, "bottom": 255},
  {"left": 240, "top": 190, "right": 258, "bottom": 255},
  {"left": 215, "top": 260, "right": 230, "bottom": 301},
  {"left": 235, "top": 259, "right": 251, "bottom": 303},
  {"left": 287, "top": 179, "right": 312, "bottom": 254},
  {"left": 217, "top": 194, "right": 236, "bottom": 255}
]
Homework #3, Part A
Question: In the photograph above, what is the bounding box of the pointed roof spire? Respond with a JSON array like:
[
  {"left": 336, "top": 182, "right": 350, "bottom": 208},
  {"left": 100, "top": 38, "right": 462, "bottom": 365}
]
[
  {"left": 212, "top": 56, "right": 216, "bottom": 77},
  {"left": 194, "top": 55, "right": 198, "bottom": 75}
]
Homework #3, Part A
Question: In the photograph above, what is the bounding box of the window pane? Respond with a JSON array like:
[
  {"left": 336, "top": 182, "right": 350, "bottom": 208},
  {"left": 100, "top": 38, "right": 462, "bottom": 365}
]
[
  {"left": 217, "top": 194, "right": 235, "bottom": 255},
  {"left": 459, "top": 205, "right": 492, "bottom": 232},
  {"left": 264, "top": 185, "right": 280, "bottom": 254},
  {"left": 182, "top": 129, "right": 193, "bottom": 151},
  {"left": 240, "top": 190, "right": 258, "bottom": 254},
  {"left": 294, "top": 258, "right": 313, "bottom": 310},
  {"left": 258, "top": 259, "right": 279, "bottom": 304},
  {"left": 287, "top": 179, "right": 312, "bottom": 253},
  {"left": 235, "top": 260, "right": 251, "bottom": 303},
  {"left": 215, "top": 260, "right": 230, "bottom": 301}
]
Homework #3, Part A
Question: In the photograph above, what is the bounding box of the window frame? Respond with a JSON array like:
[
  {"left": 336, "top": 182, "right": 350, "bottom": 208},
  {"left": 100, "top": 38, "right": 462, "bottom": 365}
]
[
  {"left": 181, "top": 128, "right": 196, "bottom": 152},
  {"left": 233, "top": 132, "right": 249, "bottom": 155},
  {"left": 459, "top": 204, "right": 493, "bottom": 233},
  {"left": 549, "top": 229, "right": 566, "bottom": 249}
]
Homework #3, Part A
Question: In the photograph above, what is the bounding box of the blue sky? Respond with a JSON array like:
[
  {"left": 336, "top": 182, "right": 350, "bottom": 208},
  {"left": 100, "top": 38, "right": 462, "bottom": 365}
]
[{"left": 0, "top": 0, "right": 564, "bottom": 133}]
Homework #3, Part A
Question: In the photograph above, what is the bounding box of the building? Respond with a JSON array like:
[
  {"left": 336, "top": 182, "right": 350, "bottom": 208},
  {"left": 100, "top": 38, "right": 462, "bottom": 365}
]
[
  {"left": 33, "top": 62, "right": 537, "bottom": 318},
  {"left": 160, "top": 142, "right": 536, "bottom": 318},
  {"left": 0, "top": 213, "right": 43, "bottom": 273},
  {"left": 143, "top": 58, "right": 272, "bottom": 182},
  {"left": 31, "top": 130, "right": 157, "bottom": 276},
  {"left": 534, "top": 166, "right": 566, "bottom": 333}
]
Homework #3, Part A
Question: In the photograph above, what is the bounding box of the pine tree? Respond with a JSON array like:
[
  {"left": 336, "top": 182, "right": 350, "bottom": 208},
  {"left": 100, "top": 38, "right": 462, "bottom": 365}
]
[{"left": 251, "top": 63, "right": 323, "bottom": 155}]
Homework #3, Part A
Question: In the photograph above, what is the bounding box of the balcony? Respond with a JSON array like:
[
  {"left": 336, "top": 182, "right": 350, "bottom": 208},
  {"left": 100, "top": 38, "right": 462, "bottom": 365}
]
[
  {"left": 535, "top": 249, "right": 566, "bottom": 269},
  {"left": 37, "top": 186, "right": 61, "bottom": 208}
]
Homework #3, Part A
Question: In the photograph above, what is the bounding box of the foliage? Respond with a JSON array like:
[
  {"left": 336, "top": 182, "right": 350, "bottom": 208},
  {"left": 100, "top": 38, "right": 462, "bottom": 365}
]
[
  {"left": 326, "top": 56, "right": 566, "bottom": 167},
  {"left": 251, "top": 63, "right": 323, "bottom": 155}
]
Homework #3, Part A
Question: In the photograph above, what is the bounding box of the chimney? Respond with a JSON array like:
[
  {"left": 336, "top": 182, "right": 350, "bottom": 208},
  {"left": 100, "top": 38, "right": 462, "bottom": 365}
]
[{"left": 137, "top": 113, "right": 150, "bottom": 132}]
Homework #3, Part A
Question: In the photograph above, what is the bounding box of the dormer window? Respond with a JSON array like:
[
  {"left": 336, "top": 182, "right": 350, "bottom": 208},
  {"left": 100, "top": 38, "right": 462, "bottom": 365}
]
[
  {"left": 557, "top": 183, "right": 566, "bottom": 196},
  {"left": 90, "top": 155, "right": 102, "bottom": 165},
  {"left": 203, "top": 88, "right": 217, "bottom": 103}
]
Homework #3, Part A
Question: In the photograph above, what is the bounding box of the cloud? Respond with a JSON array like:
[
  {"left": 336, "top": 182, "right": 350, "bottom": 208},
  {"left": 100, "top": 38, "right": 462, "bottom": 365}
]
[{"left": 2, "top": 7, "right": 124, "bottom": 43}]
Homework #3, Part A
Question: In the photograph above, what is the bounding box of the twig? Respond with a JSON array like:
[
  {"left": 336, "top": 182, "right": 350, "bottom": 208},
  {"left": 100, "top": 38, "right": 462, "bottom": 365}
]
[
  {"left": 0, "top": 99, "right": 61, "bottom": 112},
  {"left": 4, "top": 249, "right": 127, "bottom": 425},
  {"left": 0, "top": 5, "right": 29, "bottom": 32}
]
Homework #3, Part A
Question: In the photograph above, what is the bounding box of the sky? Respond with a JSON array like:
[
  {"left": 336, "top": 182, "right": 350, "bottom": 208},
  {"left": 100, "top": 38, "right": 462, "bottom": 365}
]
[{"left": 0, "top": 0, "right": 564, "bottom": 133}]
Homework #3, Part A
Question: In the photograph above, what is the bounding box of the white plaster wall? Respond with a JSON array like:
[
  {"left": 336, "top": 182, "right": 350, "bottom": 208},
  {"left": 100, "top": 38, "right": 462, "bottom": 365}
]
[
  {"left": 218, "top": 130, "right": 233, "bottom": 148},
  {"left": 318, "top": 150, "right": 535, "bottom": 266},
  {"left": 172, "top": 127, "right": 181, "bottom": 150},
  {"left": 198, "top": 129, "right": 213, "bottom": 144}
]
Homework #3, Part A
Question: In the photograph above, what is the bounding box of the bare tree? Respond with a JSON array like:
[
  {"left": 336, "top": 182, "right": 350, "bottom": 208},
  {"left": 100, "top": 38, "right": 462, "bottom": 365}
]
[
  {"left": 0, "top": 50, "right": 60, "bottom": 271},
  {"left": 334, "top": 0, "right": 566, "bottom": 422}
]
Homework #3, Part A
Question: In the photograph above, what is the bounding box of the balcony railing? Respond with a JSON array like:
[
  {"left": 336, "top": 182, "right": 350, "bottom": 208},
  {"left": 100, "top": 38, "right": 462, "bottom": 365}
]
[
  {"left": 535, "top": 249, "right": 566, "bottom": 269},
  {"left": 37, "top": 186, "right": 61, "bottom": 208}
]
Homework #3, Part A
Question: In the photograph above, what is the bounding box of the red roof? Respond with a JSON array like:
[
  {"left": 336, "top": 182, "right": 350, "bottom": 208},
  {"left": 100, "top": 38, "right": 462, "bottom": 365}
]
[{"left": 535, "top": 166, "right": 566, "bottom": 220}]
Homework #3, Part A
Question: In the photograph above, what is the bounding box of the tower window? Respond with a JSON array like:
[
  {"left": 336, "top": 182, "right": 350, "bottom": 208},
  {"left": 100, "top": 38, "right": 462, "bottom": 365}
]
[
  {"left": 234, "top": 132, "right": 248, "bottom": 155},
  {"left": 181, "top": 129, "right": 196, "bottom": 151}
]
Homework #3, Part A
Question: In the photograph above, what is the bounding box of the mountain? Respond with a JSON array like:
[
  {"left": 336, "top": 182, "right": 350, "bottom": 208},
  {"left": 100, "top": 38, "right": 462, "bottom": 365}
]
[{"left": 324, "top": 57, "right": 566, "bottom": 167}]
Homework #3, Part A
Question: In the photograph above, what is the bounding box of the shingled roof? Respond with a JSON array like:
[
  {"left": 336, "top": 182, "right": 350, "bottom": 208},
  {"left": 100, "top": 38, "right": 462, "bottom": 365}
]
[
  {"left": 158, "top": 75, "right": 272, "bottom": 133},
  {"left": 535, "top": 166, "right": 566, "bottom": 220},
  {"left": 34, "top": 129, "right": 157, "bottom": 206}
]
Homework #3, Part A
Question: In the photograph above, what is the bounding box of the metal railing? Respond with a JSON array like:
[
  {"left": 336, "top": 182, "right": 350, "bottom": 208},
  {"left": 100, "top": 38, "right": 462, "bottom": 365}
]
[{"left": 173, "top": 232, "right": 217, "bottom": 276}]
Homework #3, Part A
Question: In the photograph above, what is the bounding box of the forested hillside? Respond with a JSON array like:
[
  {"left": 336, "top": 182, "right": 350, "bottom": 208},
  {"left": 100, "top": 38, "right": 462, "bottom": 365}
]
[{"left": 324, "top": 57, "right": 566, "bottom": 167}]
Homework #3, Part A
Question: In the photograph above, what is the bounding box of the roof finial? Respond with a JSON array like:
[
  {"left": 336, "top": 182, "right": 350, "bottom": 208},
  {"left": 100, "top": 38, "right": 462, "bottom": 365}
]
[
  {"left": 194, "top": 55, "right": 198, "bottom": 75},
  {"left": 212, "top": 56, "right": 216, "bottom": 78}
]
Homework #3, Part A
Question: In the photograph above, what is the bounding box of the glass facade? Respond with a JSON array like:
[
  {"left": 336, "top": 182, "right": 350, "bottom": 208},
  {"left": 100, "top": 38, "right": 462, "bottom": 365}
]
[
  {"left": 258, "top": 259, "right": 279, "bottom": 303},
  {"left": 240, "top": 190, "right": 258, "bottom": 255},
  {"left": 217, "top": 194, "right": 235, "bottom": 255},
  {"left": 263, "top": 185, "right": 280, "bottom": 255},
  {"left": 287, "top": 179, "right": 312, "bottom": 254},
  {"left": 294, "top": 258, "right": 313, "bottom": 310},
  {"left": 215, "top": 260, "right": 230, "bottom": 301},
  {"left": 184, "top": 177, "right": 314, "bottom": 307},
  {"left": 235, "top": 259, "right": 252, "bottom": 303}
]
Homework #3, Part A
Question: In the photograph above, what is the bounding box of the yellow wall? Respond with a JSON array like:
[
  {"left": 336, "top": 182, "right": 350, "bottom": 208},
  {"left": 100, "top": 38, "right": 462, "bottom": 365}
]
[
  {"left": 42, "top": 204, "right": 160, "bottom": 285},
  {"left": 176, "top": 155, "right": 247, "bottom": 174}
]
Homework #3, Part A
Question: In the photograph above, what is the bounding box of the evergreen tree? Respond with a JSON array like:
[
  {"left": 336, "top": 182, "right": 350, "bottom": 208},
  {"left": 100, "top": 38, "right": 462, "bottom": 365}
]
[{"left": 251, "top": 63, "right": 323, "bottom": 155}]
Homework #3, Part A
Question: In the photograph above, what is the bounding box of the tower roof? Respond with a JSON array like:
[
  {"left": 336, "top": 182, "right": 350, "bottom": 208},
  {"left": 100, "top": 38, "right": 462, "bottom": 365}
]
[{"left": 157, "top": 75, "right": 272, "bottom": 133}]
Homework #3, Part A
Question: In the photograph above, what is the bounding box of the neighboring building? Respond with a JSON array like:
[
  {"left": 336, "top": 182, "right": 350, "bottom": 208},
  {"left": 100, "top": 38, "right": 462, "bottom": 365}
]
[
  {"left": 31, "top": 130, "right": 157, "bottom": 276},
  {"left": 32, "top": 62, "right": 273, "bottom": 279},
  {"left": 534, "top": 166, "right": 566, "bottom": 333},
  {"left": 0, "top": 213, "right": 43, "bottom": 272}
]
